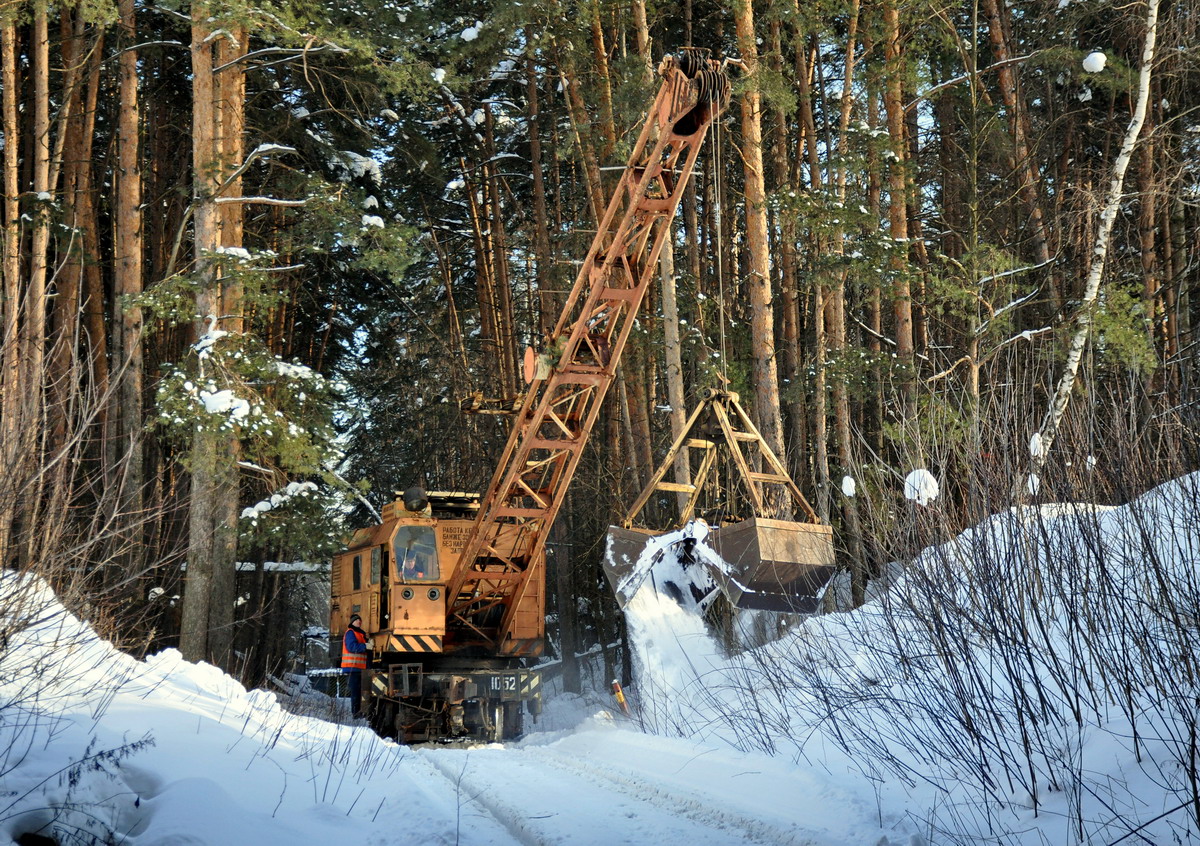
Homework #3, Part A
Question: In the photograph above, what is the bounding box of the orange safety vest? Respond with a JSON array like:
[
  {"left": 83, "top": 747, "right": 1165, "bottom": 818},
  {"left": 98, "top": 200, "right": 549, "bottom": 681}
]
[{"left": 342, "top": 627, "right": 367, "bottom": 671}]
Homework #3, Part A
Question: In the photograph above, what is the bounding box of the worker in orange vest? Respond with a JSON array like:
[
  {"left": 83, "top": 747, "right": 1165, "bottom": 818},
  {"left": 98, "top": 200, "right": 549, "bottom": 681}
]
[{"left": 342, "top": 613, "right": 368, "bottom": 718}]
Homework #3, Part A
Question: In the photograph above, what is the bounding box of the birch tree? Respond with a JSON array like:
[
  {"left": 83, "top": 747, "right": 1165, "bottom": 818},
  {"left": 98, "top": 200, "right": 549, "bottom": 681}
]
[{"left": 1032, "top": 0, "right": 1161, "bottom": 476}]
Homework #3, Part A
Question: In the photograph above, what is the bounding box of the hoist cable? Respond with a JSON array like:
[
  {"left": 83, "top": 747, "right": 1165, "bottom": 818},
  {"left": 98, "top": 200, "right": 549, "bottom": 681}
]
[{"left": 713, "top": 109, "right": 729, "bottom": 386}]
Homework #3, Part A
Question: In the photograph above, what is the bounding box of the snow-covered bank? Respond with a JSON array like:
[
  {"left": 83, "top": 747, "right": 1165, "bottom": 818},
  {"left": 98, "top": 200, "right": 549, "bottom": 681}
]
[
  {"left": 625, "top": 472, "right": 1200, "bottom": 844},
  {"left": 0, "top": 575, "right": 506, "bottom": 844},
  {"left": 4, "top": 473, "right": 1200, "bottom": 844},
  {"left": 0, "top": 568, "right": 894, "bottom": 845}
]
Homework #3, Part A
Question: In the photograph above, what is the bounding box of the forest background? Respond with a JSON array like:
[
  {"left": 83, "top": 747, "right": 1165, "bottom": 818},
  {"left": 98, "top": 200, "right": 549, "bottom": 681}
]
[{"left": 1, "top": 0, "right": 1197, "bottom": 688}]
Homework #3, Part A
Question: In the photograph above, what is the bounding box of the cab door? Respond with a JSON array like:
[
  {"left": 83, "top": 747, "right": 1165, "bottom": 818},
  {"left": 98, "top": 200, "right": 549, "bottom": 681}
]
[
  {"left": 331, "top": 548, "right": 370, "bottom": 635},
  {"left": 389, "top": 523, "right": 445, "bottom": 645}
]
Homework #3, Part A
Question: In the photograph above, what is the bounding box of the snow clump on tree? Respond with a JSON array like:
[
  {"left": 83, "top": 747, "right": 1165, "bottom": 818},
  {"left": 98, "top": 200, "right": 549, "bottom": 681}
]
[
  {"left": 904, "top": 469, "right": 939, "bottom": 506},
  {"left": 1082, "top": 51, "right": 1107, "bottom": 73}
]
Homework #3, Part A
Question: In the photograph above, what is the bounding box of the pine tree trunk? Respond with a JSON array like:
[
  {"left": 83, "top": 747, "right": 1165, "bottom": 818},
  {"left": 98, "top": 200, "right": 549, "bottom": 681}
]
[
  {"left": 465, "top": 166, "right": 506, "bottom": 399},
  {"left": 631, "top": 0, "right": 653, "bottom": 82},
  {"left": 49, "top": 12, "right": 82, "bottom": 454},
  {"left": 982, "top": 0, "right": 1056, "bottom": 311},
  {"left": 182, "top": 8, "right": 239, "bottom": 669},
  {"left": 863, "top": 34, "right": 884, "bottom": 455},
  {"left": 733, "top": 0, "right": 787, "bottom": 475},
  {"left": 786, "top": 9, "right": 822, "bottom": 191},
  {"left": 0, "top": 21, "right": 20, "bottom": 565},
  {"left": 76, "top": 30, "right": 108, "bottom": 460},
  {"left": 483, "top": 110, "right": 519, "bottom": 396},
  {"left": 882, "top": 0, "right": 915, "bottom": 416},
  {"left": 830, "top": 0, "right": 868, "bottom": 602},
  {"left": 25, "top": 9, "right": 50, "bottom": 408},
  {"left": 769, "top": 20, "right": 803, "bottom": 489},
  {"left": 18, "top": 8, "right": 53, "bottom": 566},
  {"left": 552, "top": 504, "right": 580, "bottom": 693},
  {"left": 211, "top": 25, "right": 249, "bottom": 669},
  {"left": 115, "top": 0, "right": 146, "bottom": 581},
  {"left": 813, "top": 281, "right": 829, "bottom": 522},
  {"left": 589, "top": 2, "right": 617, "bottom": 161},
  {"left": 182, "top": 5, "right": 219, "bottom": 663},
  {"left": 1137, "top": 138, "right": 1161, "bottom": 354},
  {"left": 526, "top": 54, "right": 554, "bottom": 335},
  {"left": 557, "top": 44, "right": 605, "bottom": 224}
]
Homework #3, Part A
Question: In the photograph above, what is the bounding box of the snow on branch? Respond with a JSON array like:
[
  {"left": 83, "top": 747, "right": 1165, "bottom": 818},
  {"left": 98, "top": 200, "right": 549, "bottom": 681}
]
[
  {"left": 105, "top": 41, "right": 187, "bottom": 64},
  {"left": 213, "top": 45, "right": 345, "bottom": 74},
  {"left": 977, "top": 257, "right": 1056, "bottom": 289},
  {"left": 215, "top": 144, "right": 298, "bottom": 198},
  {"left": 904, "top": 53, "right": 1042, "bottom": 113},
  {"left": 214, "top": 196, "right": 308, "bottom": 207}
]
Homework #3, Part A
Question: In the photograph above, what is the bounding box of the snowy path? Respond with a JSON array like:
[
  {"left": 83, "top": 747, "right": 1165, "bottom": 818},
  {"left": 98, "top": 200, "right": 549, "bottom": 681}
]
[{"left": 413, "top": 722, "right": 874, "bottom": 846}]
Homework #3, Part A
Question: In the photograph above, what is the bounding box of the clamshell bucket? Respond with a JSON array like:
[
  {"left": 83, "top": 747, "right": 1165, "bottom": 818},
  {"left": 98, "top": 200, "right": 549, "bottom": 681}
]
[
  {"left": 602, "top": 525, "right": 657, "bottom": 609},
  {"left": 604, "top": 389, "right": 837, "bottom": 615},
  {"left": 706, "top": 518, "right": 835, "bottom": 613},
  {"left": 603, "top": 521, "right": 723, "bottom": 612}
]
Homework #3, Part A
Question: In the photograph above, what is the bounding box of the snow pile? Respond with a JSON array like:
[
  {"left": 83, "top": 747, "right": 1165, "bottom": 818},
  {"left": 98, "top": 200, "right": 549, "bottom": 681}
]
[
  {"left": 0, "top": 572, "right": 493, "bottom": 844},
  {"left": 6, "top": 473, "right": 1200, "bottom": 844},
  {"left": 621, "top": 472, "right": 1200, "bottom": 844}
]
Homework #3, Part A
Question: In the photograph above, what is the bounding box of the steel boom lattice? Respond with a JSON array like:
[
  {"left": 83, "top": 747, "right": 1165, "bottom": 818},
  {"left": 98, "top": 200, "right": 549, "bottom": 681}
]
[{"left": 446, "top": 52, "right": 730, "bottom": 653}]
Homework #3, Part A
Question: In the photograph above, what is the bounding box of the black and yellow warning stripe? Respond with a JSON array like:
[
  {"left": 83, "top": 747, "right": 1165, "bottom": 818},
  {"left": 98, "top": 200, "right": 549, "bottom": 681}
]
[{"left": 387, "top": 633, "right": 443, "bottom": 653}]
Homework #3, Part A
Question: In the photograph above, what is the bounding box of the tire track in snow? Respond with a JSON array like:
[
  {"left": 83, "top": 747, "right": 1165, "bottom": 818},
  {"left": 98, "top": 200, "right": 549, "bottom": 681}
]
[
  {"left": 418, "top": 747, "right": 545, "bottom": 846},
  {"left": 420, "top": 743, "right": 831, "bottom": 846},
  {"left": 516, "top": 745, "right": 832, "bottom": 846}
]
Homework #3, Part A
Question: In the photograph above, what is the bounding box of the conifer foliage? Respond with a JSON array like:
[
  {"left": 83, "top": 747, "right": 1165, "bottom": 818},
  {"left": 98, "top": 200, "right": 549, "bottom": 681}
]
[{"left": 1, "top": 0, "right": 1198, "bottom": 680}]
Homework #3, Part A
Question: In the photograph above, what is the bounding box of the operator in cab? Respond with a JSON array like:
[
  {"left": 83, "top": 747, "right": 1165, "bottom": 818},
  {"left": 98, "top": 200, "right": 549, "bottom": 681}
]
[{"left": 401, "top": 542, "right": 433, "bottom": 580}]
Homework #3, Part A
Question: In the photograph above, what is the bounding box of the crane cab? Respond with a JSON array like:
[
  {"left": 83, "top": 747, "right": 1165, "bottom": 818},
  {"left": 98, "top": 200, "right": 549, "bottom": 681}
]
[
  {"left": 330, "top": 489, "right": 546, "bottom": 741},
  {"left": 330, "top": 490, "right": 545, "bottom": 656}
]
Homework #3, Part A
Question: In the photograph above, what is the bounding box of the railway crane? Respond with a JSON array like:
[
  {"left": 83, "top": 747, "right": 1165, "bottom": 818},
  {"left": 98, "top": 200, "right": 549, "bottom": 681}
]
[{"left": 330, "top": 50, "right": 731, "bottom": 742}]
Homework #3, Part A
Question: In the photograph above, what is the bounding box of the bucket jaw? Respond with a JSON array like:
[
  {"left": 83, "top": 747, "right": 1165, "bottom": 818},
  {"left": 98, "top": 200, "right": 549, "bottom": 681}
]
[{"left": 602, "top": 522, "right": 721, "bottom": 611}]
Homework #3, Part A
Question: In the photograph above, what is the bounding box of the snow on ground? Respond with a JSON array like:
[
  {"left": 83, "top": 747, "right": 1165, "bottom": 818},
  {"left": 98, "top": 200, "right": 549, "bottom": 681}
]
[{"left": 4, "top": 474, "right": 1200, "bottom": 844}]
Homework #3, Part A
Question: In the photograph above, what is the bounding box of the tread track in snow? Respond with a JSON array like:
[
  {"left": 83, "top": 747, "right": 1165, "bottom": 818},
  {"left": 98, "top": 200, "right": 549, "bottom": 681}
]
[{"left": 419, "top": 743, "right": 832, "bottom": 846}]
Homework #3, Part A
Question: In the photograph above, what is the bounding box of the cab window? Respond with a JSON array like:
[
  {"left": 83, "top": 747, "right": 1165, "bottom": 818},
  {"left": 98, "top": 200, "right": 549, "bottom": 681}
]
[
  {"left": 352, "top": 554, "right": 362, "bottom": 590},
  {"left": 394, "top": 526, "right": 439, "bottom": 581}
]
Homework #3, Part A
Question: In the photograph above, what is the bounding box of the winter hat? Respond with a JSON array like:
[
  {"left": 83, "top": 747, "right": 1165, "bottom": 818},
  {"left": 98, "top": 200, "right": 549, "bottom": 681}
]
[{"left": 350, "top": 614, "right": 362, "bottom": 625}]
